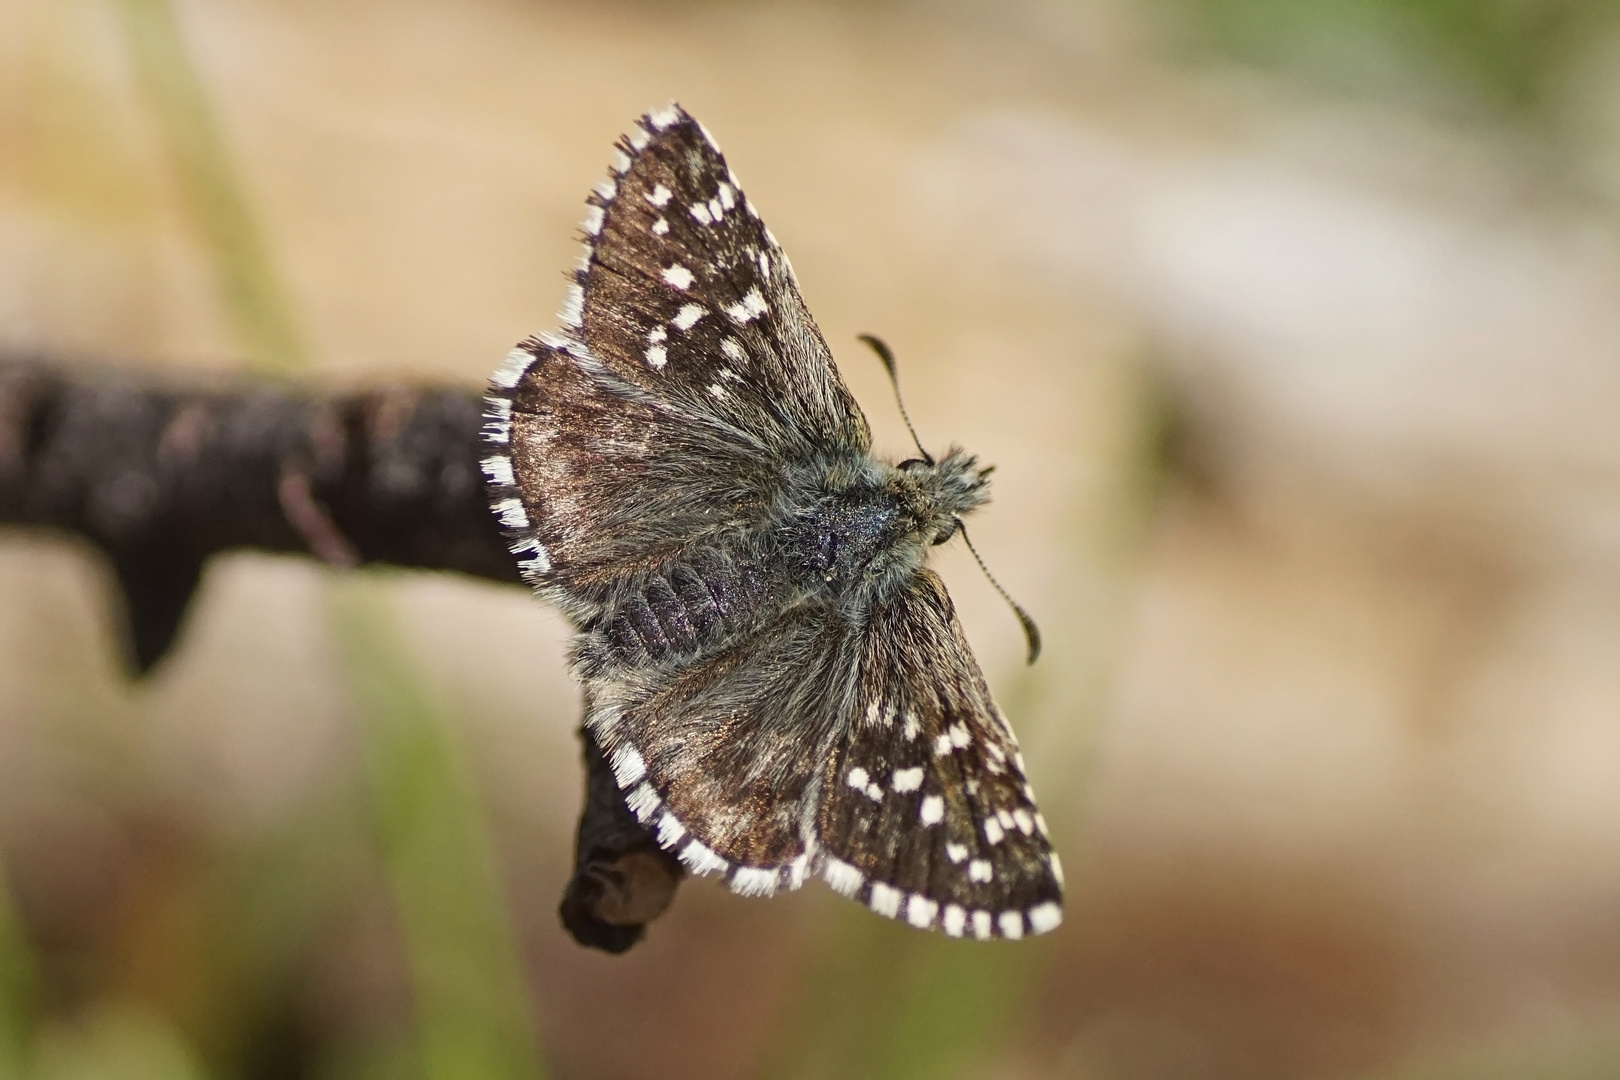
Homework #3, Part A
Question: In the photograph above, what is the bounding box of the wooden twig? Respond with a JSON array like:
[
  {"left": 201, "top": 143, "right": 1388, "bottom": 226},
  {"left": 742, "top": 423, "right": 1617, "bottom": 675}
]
[{"left": 0, "top": 354, "right": 678, "bottom": 952}]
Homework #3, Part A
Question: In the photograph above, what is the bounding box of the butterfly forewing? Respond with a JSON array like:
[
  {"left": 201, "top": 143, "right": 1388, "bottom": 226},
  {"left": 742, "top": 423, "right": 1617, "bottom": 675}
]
[
  {"left": 486, "top": 341, "right": 773, "bottom": 620},
  {"left": 577, "top": 106, "right": 870, "bottom": 455}
]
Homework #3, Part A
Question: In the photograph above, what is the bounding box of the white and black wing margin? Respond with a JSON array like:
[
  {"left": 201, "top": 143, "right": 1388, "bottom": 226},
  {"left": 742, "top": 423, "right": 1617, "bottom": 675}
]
[{"left": 587, "top": 569, "right": 1064, "bottom": 939}]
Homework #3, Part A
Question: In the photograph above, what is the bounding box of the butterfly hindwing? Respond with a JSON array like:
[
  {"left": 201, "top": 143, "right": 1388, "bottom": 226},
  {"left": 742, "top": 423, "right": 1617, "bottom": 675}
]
[
  {"left": 816, "top": 570, "right": 1063, "bottom": 939},
  {"left": 587, "top": 603, "right": 853, "bottom": 894}
]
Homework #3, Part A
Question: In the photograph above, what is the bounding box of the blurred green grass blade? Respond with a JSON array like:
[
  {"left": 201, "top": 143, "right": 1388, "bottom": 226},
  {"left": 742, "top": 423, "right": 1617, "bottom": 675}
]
[
  {"left": 0, "top": 870, "right": 38, "bottom": 1077},
  {"left": 1172, "top": 0, "right": 1610, "bottom": 114},
  {"left": 864, "top": 937, "right": 1035, "bottom": 1080},
  {"left": 34, "top": 1004, "right": 207, "bottom": 1080},
  {"left": 114, "top": 0, "right": 307, "bottom": 373},
  {"left": 329, "top": 576, "right": 545, "bottom": 1080},
  {"left": 761, "top": 905, "right": 1038, "bottom": 1080},
  {"left": 193, "top": 792, "right": 375, "bottom": 1076}
]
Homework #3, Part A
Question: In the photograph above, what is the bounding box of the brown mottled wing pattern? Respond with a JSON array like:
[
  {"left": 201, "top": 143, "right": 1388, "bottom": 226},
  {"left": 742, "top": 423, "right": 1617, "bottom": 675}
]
[
  {"left": 815, "top": 570, "right": 1063, "bottom": 939},
  {"left": 482, "top": 104, "right": 867, "bottom": 615},
  {"left": 588, "top": 603, "right": 852, "bottom": 895},
  {"left": 578, "top": 104, "right": 869, "bottom": 457},
  {"left": 485, "top": 104, "right": 1063, "bottom": 939}
]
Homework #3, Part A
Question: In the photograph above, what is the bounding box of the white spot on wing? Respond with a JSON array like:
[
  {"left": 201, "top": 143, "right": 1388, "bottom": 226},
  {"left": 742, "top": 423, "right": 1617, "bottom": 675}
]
[
  {"left": 626, "top": 782, "right": 658, "bottom": 822},
  {"left": 786, "top": 851, "right": 810, "bottom": 890},
  {"left": 949, "top": 723, "right": 971, "bottom": 749},
  {"left": 491, "top": 347, "right": 532, "bottom": 389},
  {"left": 610, "top": 149, "right": 631, "bottom": 174},
  {"left": 934, "top": 734, "right": 954, "bottom": 757},
  {"left": 997, "top": 809, "right": 1016, "bottom": 829},
  {"left": 646, "top": 184, "right": 673, "bottom": 208},
  {"left": 689, "top": 201, "right": 712, "bottom": 226},
  {"left": 648, "top": 105, "right": 680, "bottom": 130},
  {"left": 646, "top": 326, "right": 667, "bottom": 344},
  {"left": 969, "top": 859, "right": 992, "bottom": 883},
  {"left": 903, "top": 711, "right": 919, "bottom": 741},
  {"left": 730, "top": 867, "right": 778, "bottom": 898},
  {"left": 1050, "top": 852, "right": 1065, "bottom": 887},
  {"left": 582, "top": 204, "right": 605, "bottom": 236},
  {"left": 559, "top": 283, "right": 584, "bottom": 327},
  {"left": 644, "top": 346, "right": 667, "bottom": 369},
  {"left": 869, "top": 883, "right": 902, "bottom": 919},
  {"left": 671, "top": 304, "right": 706, "bottom": 331},
  {"left": 707, "top": 383, "right": 727, "bottom": 400},
  {"left": 865, "top": 784, "right": 882, "bottom": 801},
  {"left": 628, "top": 125, "right": 652, "bottom": 151},
  {"left": 920, "top": 795, "right": 944, "bottom": 825},
  {"left": 482, "top": 418, "right": 510, "bottom": 445},
  {"left": 1029, "top": 903, "right": 1062, "bottom": 935},
  {"left": 1013, "top": 809, "right": 1034, "bottom": 835},
  {"left": 480, "top": 455, "right": 514, "bottom": 488},
  {"left": 984, "top": 818, "right": 1004, "bottom": 845},
  {"left": 656, "top": 813, "right": 686, "bottom": 847},
  {"left": 892, "top": 768, "right": 924, "bottom": 793},
  {"left": 510, "top": 537, "right": 549, "bottom": 574},
  {"left": 846, "top": 767, "right": 869, "bottom": 791},
  {"left": 662, "top": 264, "right": 694, "bottom": 290},
  {"left": 946, "top": 842, "right": 968, "bottom": 863},
  {"left": 999, "top": 912, "right": 1025, "bottom": 940},
  {"left": 707, "top": 196, "right": 724, "bottom": 220},
  {"left": 494, "top": 499, "right": 529, "bottom": 529},
  {"left": 679, "top": 839, "right": 728, "bottom": 876},
  {"left": 823, "top": 858, "right": 864, "bottom": 898},
  {"left": 721, "top": 338, "right": 746, "bottom": 363},
  {"left": 717, "top": 182, "right": 736, "bottom": 210},
  {"left": 609, "top": 744, "right": 647, "bottom": 786},
  {"left": 943, "top": 904, "right": 966, "bottom": 937},
  {"left": 906, "top": 894, "right": 938, "bottom": 929},
  {"left": 592, "top": 178, "right": 616, "bottom": 201},
  {"left": 651, "top": 217, "right": 669, "bottom": 235},
  {"left": 724, "top": 287, "right": 767, "bottom": 324},
  {"left": 972, "top": 911, "right": 993, "bottom": 940}
]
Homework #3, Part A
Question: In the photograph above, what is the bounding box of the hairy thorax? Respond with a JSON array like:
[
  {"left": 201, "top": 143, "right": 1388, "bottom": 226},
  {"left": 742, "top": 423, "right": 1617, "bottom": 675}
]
[
  {"left": 775, "top": 448, "right": 990, "bottom": 610},
  {"left": 586, "top": 448, "right": 990, "bottom": 671}
]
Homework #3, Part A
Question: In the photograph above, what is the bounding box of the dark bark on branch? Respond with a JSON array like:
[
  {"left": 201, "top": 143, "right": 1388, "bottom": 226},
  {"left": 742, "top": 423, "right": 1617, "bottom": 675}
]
[{"left": 0, "top": 355, "right": 679, "bottom": 952}]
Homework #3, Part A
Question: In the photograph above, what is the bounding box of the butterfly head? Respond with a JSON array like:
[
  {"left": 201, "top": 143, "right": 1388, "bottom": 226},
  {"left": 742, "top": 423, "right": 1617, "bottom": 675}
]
[{"left": 897, "top": 448, "right": 990, "bottom": 546}]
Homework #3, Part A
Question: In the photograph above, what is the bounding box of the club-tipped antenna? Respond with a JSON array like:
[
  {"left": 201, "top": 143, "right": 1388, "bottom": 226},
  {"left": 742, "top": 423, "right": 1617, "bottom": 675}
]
[
  {"left": 959, "top": 522, "right": 1041, "bottom": 664},
  {"left": 858, "top": 334, "right": 932, "bottom": 465}
]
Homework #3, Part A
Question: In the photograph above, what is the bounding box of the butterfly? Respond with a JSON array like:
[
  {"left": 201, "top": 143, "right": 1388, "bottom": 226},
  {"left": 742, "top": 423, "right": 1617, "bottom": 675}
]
[{"left": 481, "top": 104, "right": 1062, "bottom": 939}]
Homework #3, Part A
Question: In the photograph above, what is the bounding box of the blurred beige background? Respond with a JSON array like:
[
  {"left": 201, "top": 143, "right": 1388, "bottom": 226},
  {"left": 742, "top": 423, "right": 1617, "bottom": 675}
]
[{"left": 4, "top": 1, "right": 1620, "bottom": 1078}]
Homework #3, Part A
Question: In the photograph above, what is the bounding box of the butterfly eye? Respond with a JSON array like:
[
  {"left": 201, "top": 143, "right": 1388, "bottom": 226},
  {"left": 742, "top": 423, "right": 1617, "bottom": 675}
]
[
  {"left": 898, "top": 458, "right": 930, "bottom": 472},
  {"left": 931, "top": 519, "right": 959, "bottom": 545}
]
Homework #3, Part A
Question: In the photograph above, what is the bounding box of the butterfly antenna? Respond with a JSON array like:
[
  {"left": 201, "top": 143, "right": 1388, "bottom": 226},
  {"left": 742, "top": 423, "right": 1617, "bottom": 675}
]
[
  {"left": 959, "top": 522, "right": 1042, "bottom": 664},
  {"left": 858, "top": 334, "right": 933, "bottom": 465}
]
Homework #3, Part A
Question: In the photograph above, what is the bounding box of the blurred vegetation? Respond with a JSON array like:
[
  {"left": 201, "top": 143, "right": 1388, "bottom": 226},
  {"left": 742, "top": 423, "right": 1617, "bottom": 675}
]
[
  {"left": 331, "top": 578, "right": 543, "bottom": 1080},
  {"left": 1173, "top": 0, "right": 1620, "bottom": 116},
  {"left": 0, "top": 3, "right": 546, "bottom": 1077},
  {"left": 114, "top": 0, "right": 306, "bottom": 375}
]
